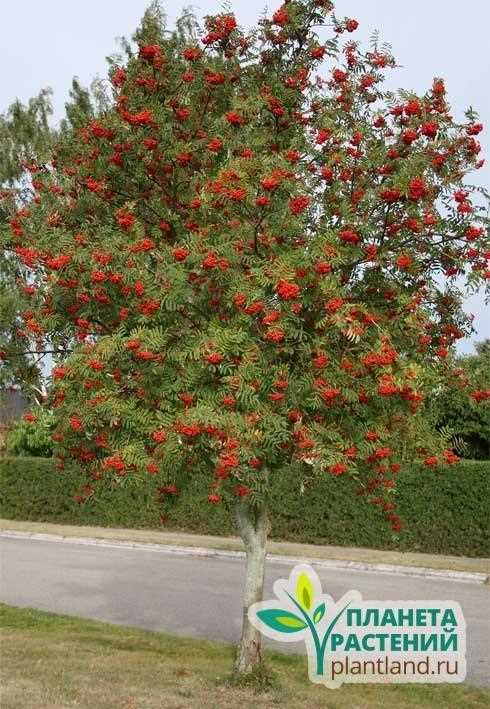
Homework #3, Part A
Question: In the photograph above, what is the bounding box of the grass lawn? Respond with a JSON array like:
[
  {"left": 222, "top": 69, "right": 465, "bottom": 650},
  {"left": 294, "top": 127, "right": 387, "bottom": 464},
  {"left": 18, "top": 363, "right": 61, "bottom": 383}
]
[{"left": 0, "top": 604, "right": 488, "bottom": 709}]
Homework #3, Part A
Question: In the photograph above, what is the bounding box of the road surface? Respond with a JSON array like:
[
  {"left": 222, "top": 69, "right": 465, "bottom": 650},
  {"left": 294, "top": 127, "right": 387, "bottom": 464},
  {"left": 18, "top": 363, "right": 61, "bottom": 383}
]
[{"left": 0, "top": 536, "right": 488, "bottom": 685}]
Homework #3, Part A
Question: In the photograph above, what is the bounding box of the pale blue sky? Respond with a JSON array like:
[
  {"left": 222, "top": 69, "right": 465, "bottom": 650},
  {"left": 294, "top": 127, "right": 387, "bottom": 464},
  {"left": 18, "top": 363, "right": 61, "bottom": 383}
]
[{"left": 1, "top": 0, "right": 488, "bottom": 351}]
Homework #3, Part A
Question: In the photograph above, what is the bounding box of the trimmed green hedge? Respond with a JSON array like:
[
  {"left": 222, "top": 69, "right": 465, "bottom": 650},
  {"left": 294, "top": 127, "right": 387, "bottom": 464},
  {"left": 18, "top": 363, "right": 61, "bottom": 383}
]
[{"left": 0, "top": 456, "right": 489, "bottom": 557}]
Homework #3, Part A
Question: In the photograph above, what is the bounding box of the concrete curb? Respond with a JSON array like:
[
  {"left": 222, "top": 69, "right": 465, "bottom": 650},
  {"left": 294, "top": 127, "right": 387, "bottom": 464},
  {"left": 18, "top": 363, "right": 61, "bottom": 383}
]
[{"left": 1, "top": 530, "right": 488, "bottom": 585}]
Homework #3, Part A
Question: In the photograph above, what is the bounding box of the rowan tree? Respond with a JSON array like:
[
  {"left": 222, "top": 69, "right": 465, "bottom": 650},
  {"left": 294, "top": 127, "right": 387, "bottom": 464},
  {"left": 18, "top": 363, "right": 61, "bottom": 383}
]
[{"left": 1, "top": 1, "right": 489, "bottom": 676}]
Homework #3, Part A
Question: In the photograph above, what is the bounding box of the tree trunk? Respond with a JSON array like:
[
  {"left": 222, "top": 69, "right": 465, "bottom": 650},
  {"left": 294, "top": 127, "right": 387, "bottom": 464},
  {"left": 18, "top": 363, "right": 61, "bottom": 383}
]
[{"left": 234, "top": 500, "right": 269, "bottom": 676}]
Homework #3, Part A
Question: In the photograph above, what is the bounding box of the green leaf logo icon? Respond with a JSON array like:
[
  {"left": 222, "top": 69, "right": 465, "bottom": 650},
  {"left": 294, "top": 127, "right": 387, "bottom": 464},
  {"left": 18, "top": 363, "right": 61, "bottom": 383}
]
[
  {"left": 313, "top": 602, "right": 326, "bottom": 624},
  {"left": 256, "top": 609, "right": 308, "bottom": 633},
  {"left": 296, "top": 572, "right": 313, "bottom": 611}
]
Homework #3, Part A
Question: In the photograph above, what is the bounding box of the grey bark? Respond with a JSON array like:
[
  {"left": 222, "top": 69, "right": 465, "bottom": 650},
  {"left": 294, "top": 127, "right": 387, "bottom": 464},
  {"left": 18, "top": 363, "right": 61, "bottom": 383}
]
[{"left": 233, "top": 500, "right": 269, "bottom": 675}]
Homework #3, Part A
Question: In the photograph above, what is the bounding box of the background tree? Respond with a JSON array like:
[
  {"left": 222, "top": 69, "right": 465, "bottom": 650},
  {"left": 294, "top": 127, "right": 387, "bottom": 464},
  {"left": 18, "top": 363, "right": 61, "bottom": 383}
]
[
  {"left": 0, "top": 80, "right": 105, "bottom": 397},
  {"left": 0, "top": 90, "right": 55, "bottom": 396},
  {"left": 1, "top": 0, "right": 488, "bottom": 678},
  {"left": 429, "top": 340, "right": 490, "bottom": 460},
  {"left": 4, "top": 406, "right": 54, "bottom": 458}
]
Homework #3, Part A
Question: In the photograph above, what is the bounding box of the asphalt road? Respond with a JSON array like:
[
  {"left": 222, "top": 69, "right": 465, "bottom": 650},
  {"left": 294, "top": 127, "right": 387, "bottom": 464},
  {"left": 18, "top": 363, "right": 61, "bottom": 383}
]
[{"left": 1, "top": 536, "right": 489, "bottom": 685}]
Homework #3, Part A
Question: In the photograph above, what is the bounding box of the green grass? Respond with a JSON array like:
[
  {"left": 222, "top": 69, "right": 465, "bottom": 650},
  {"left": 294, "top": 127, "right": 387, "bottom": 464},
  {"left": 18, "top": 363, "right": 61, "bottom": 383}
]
[{"left": 1, "top": 604, "right": 488, "bottom": 708}]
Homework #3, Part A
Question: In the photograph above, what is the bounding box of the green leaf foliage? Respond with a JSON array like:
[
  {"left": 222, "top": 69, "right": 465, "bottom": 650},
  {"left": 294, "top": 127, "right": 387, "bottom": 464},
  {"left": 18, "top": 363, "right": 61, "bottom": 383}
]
[
  {"left": 4, "top": 407, "right": 54, "bottom": 458},
  {"left": 428, "top": 340, "right": 490, "bottom": 460}
]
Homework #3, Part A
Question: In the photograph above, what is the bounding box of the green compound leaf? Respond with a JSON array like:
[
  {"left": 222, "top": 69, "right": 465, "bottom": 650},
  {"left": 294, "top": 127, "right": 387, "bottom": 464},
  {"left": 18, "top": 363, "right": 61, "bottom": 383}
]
[
  {"left": 256, "top": 609, "right": 308, "bottom": 633},
  {"left": 313, "top": 602, "right": 326, "bottom": 624}
]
